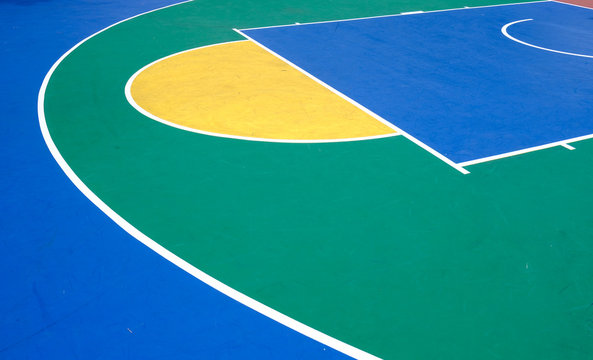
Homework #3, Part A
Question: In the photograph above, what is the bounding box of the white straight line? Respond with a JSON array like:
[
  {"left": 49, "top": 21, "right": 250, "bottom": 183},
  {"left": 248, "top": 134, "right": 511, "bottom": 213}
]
[
  {"left": 458, "top": 133, "right": 593, "bottom": 167},
  {"left": 400, "top": 11, "right": 424, "bottom": 15},
  {"left": 124, "top": 40, "right": 399, "bottom": 144},
  {"left": 561, "top": 143, "right": 576, "bottom": 150},
  {"left": 551, "top": 0, "right": 593, "bottom": 10},
  {"left": 238, "top": 0, "right": 550, "bottom": 31},
  {"left": 234, "top": 29, "right": 469, "bottom": 174},
  {"left": 502, "top": 19, "right": 593, "bottom": 58},
  {"left": 37, "top": 3, "right": 381, "bottom": 360}
]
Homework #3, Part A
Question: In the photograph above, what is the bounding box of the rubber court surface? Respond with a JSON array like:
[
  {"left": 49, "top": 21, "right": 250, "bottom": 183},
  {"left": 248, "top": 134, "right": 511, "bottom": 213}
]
[{"left": 4, "top": 0, "right": 593, "bottom": 358}]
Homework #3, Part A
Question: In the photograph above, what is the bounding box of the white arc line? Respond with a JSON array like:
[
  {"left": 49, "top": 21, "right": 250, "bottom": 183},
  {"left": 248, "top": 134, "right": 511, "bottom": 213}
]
[
  {"left": 502, "top": 18, "right": 593, "bottom": 58},
  {"left": 37, "top": 2, "right": 380, "bottom": 359},
  {"left": 124, "top": 40, "right": 399, "bottom": 144}
]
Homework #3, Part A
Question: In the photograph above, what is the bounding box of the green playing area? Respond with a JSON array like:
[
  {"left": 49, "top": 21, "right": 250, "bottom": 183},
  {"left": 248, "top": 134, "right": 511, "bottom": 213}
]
[{"left": 43, "top": 0, "right": 593, "bottom": 358}]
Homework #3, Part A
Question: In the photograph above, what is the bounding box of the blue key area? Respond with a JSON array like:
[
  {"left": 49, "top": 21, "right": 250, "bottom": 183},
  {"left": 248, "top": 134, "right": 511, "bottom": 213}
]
[{"left": 243, "top": 1, "right": 593, "bottom": 164}]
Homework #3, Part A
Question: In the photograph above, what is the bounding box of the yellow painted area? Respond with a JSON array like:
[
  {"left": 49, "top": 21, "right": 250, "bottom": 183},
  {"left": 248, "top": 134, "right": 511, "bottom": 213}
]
[{"left": 130, "top": 40, "right": 395, "bottom": 141}]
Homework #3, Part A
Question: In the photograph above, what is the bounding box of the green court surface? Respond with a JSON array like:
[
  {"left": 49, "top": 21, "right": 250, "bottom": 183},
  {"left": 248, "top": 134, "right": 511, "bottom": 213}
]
[{"left": 43, "top": 0, "right": 593, "bottom": 358}]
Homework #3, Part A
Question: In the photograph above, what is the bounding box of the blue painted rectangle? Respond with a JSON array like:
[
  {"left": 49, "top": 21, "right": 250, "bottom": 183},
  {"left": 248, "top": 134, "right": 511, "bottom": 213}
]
[{"left": 242, "top": 1, "right": 593, "bottom": 164}]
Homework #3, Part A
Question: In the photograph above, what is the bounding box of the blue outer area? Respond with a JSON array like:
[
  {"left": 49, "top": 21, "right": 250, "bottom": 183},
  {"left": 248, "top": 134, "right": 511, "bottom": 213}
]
[
  {"left": 0, "top": 1, "right": 350, "bottom": 359},
  {"left": 244, "top": 1, "right": 593, "bottom": 164}
]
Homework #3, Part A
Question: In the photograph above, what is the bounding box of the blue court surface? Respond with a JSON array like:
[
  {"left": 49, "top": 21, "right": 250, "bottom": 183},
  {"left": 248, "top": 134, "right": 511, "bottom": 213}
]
[{"left": 241, "top": 1, "right": 593, "bottom": 167}]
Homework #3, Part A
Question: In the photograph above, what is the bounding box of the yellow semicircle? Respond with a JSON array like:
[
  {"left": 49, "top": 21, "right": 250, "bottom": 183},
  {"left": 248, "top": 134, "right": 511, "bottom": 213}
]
[{"left": 129, "top": 40, "right": 396, "bottom": 142}]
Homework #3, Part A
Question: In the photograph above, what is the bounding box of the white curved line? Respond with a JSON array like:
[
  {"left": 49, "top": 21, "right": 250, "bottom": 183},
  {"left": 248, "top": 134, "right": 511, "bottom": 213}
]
[
  {"left": 124, "top": 41, "right": 398, "bottom": 144},
  {"left": 502, "top": 18, "right": 593, "bottom": 59},
  {"left": 37, "top": 2, "right": 380, "bottom": 360}
]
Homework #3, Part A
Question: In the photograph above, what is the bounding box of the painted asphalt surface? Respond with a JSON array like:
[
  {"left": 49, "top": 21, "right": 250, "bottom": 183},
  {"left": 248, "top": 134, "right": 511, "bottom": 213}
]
[
  {"left": 4, "top": 0, "right": 593, "bottom": 359},
  {"left": 0, "top": 1, "right": 349, "bottom": 358},
  {"left": 243, "top": 1, "right": 593, "bottom": 164}
]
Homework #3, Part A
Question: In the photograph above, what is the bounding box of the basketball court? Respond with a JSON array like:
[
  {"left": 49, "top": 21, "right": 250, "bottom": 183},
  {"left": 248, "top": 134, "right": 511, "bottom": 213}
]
[{"left": 3, "top": 0, "right": 593, "bottom": 358}]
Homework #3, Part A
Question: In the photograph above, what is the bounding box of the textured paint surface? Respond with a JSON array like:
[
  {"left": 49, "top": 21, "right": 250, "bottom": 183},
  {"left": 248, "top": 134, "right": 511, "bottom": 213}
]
[
  {"left": 130, "top": 41, "right": 395, "bottom": 141},
  {"left": 44, "top": 0, "right": 593, "bottom": 359}
]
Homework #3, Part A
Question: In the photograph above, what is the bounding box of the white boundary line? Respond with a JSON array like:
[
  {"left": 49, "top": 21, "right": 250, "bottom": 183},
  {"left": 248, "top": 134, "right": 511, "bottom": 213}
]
[
  {"left": 458, "top": 133, "right": 593, "bottom": 166},
  {"left": 238, "top": 0, "right": 550, "bottom": 31},
  {"left": 124, "top": 40, "right": 399, "bottom": 144},
  {"left": 234, "top": 29, "right": 469, "bottom": 174},
  {"left": 501, "top": 18, "right": 593, "bottom": 58},
  {"left": 37, "top": 2, "right": 381, "bottom": 359}
]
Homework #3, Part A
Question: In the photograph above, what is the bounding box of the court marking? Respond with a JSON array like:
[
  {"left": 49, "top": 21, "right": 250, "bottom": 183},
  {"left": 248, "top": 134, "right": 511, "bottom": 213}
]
[
  {"left": 238, "top": 0, "right": 593, "bottom": 172},
  {"left": 502, "top": 18, "right": 593, "bottom": 58},
  {"left": 458, "top": 133, "right": 593, "bottom": 167},
  {"left": 562, "top": 143, "right": 576, "bottom": 150},
  {"left": 238, "top": 0, "right": 550, "bottom": 31},
  {"left": 234, "top": 28, "right": 470, "bottom": 175},
  {"left": 38, "top": 2, "right": 380, "bottom": 359},
  {"left": 125, "top": 40, "right": 398, "bottom": 144}
]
